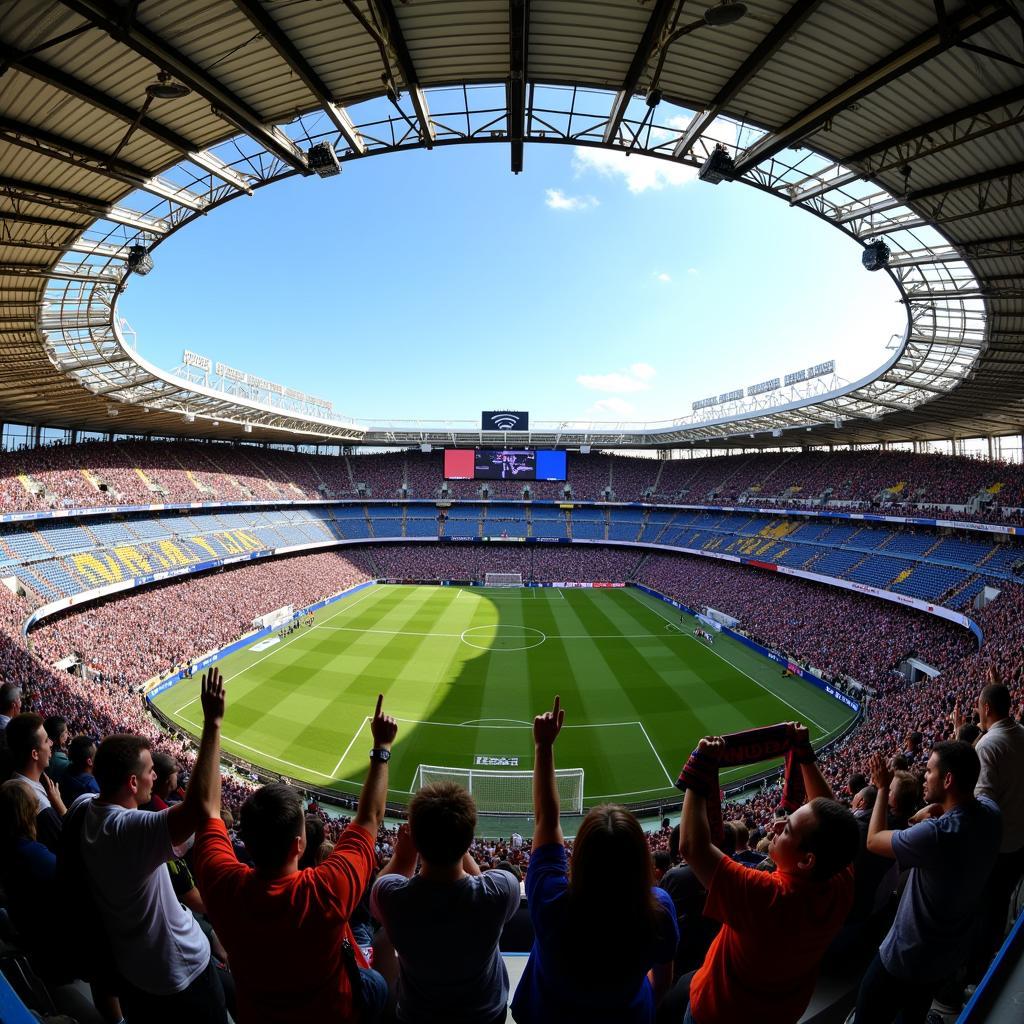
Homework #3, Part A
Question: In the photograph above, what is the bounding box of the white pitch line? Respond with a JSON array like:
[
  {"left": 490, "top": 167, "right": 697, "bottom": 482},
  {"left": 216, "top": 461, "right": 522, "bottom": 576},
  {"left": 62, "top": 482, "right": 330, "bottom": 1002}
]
[
  {"left": 636, "top": 720, "right": 675, "bottom": 786},
  {"left": 387, "top": 716, "right": 643, "bottom": 730},
  {"left": 316, "top": 625, "right": 682, "bottom": 641},
  {"left": 180, "top": 715, "right": 334, "bottom": 779},
  {"left": 172, "top": 587, "right": 380, "bottom": 715},
  {"left": 331, "top": 716, "right": 369, "bottom": 777},
  {"left": 629, "top": 589, "right": 828, "bottom": 733}
]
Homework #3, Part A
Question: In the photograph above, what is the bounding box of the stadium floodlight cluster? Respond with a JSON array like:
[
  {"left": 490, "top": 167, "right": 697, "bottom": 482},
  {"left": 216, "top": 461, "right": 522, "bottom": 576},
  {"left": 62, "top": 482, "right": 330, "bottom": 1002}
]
[
  {"left": 307, "top": 141, "right": 341, "bottom": 178},
  {"left": 412, "top": 764, "right": 585, "bottom": 815},
  {"left": 126, "top": 244, "right": 154, "bottom": 276},
  {"left": 861, "top": 239, "right": 891, "bottom": 272},
  {"left": 698, "top": 143, "right": 736, "bottom": 185}
]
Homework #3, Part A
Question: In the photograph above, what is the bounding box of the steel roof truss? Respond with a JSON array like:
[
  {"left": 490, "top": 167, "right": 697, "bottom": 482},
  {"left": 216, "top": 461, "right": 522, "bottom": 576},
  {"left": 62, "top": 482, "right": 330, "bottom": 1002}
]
[
  {"left": 60, "top": 0, "right": 310, "bottom": 174},
  {"left": 508, "top": 0, "right": 531, "bottom": 173}
]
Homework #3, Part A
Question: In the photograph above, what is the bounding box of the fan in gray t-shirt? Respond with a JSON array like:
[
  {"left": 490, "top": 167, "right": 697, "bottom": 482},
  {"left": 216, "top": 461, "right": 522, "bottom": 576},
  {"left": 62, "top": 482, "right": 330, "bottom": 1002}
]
[{"left": 370, "top": 786, "right": 520, "bottom": 1024}]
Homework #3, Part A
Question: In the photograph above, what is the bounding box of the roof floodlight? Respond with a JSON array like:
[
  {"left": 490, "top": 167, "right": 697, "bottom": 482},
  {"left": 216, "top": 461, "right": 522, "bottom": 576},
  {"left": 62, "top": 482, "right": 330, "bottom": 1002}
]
[
  {"left": 704, "top": 2, "right": 747, "bottom": 27},
  {"left": 146, "top": 71, "right": 191, "bottom": 100},
  {"left": 307, "top": 141, "right": 341, "bottom": 178},
  {"left": 646, "top": 88, "right": 663, "bottom": 108},
  {"left": 183, "top": 412, "right": 196, "bottom": 423},
  {"left": 243, "top": 424, "right": 252, "bottom": 433},
  {"left": 862, "top": 239, "right": 891, "bottom": 272},
  {"left": 127, "top": 244, "right": 154, "bottom": 276},
  {"left": 772, "top": 428, "right": 782, "bottom": 437},
  {"left": 698, "top": 143, "right": 736, "bottom": 184},
  {"left": 106, "top": 405, "right": 119, "bottom": 417}
]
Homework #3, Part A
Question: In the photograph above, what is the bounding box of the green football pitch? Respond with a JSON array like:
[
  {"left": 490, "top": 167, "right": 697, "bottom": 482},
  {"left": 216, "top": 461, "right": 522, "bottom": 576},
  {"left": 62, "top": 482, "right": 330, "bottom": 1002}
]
[{"left": 153, "top": 584, "right": 856, "bottom": 808}]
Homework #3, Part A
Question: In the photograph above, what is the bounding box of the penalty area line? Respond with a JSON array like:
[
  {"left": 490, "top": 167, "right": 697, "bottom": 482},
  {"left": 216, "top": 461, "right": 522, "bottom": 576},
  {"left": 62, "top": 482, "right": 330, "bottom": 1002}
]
[
  {"left": 331, "top": 716, "right": 370, "bottom": 777},
  {"left": 636, "top": 721, "right": 675, "bottom": 786}
]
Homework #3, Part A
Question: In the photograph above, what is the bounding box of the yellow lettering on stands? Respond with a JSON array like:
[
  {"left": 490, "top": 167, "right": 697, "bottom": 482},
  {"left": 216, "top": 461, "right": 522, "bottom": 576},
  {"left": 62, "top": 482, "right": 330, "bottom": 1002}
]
[
  {"left": 237, "top": 530, "right": 262, "bottom": 550},
  {"left": 191, "top": 535, "right": 218, "bottom": 559},
  {"left": 72, "top": 552, "right": 122, "bottom": 585},
  {"left": 156, "top": 540, "right": 191, "bottom": 566},
  {"left": 113, "top": 545, "right": 152, "bottom": 577},
  {"left": 218, "top": 532, "right": 241, "bottom": 554}
]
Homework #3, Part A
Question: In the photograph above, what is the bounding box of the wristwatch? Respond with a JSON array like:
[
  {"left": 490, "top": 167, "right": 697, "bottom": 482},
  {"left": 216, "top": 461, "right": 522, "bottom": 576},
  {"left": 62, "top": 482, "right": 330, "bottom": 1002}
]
[{"left": 369, "top": 748, "right": 391, "bottom": 763}]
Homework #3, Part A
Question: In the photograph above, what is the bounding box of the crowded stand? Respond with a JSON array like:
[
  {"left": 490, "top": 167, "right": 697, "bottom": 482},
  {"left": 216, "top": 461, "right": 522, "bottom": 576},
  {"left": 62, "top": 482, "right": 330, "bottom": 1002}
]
[
  {"left": 3, "top": 442, "right": 1024, "bottom": 519},
  {"left": 1, "top": 534, "right": 1023, "bottom": 1021}
]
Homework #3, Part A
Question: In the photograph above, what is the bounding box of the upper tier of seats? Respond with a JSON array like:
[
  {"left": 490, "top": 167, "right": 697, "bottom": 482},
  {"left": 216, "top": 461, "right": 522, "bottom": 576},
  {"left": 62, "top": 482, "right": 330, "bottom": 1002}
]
[
  {"left": 4, "top": 502, "right": 1021, "bottom": 610},
  {"left": 1, "top": 441, "right": 1023, "bottom": 522}
]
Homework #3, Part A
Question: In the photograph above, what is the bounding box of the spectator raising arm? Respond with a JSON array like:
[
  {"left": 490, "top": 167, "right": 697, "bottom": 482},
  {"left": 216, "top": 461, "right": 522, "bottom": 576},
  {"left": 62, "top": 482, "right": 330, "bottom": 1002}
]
[
  {"left": 866, "top": 752, "right": 898, "bottom": 858},
  {"left": 352, "top": 693, "right": 398, "bottom": 837},
  {"left": 532, "top": 695, "right": 565, "bottom": 847},
  {"left": 168, "top": 667, "right": 226, "bottom": 847},
  {"left": 680, "top": 736, "right": 727, "bottom": 887},
  {"left": 790, "top": 722, "right": 835, "bottom": 800}
]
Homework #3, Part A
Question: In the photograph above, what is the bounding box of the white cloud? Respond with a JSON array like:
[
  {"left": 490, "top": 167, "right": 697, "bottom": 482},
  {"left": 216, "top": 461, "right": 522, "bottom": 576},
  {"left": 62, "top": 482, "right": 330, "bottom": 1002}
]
[
  {"left": 655, "top": 272, "right": 672, "bottom": 283},
  {"left": 591, "top": 397, "right": 636, "bottom": 418},
  {"left": 545, "top": 188, "right": 598, "bottom": 211},
  {"left": 577, "top": 363, "right": 657, "bottom": 393},
  {"left": 572, "top": 146, "right": 695, "bottom": 193},
  {"left": 687, "top": 267, "right": 699, "bottom": 275}
]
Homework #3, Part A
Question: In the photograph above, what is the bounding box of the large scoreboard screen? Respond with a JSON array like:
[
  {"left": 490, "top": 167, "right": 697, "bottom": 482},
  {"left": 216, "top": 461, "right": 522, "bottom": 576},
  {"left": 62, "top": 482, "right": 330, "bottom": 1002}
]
[{"left": 444, "top": 449, "right": 566, "bottom": 481}]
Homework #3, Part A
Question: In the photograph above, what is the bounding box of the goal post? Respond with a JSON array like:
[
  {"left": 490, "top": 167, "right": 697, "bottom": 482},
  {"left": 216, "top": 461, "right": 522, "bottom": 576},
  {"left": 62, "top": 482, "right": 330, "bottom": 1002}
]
[
  {"left": 484, "top": 572, "right": 524, "bottom": 588},
  {"left": 411, "top": 764, "right": 584, "bottom": 814}
]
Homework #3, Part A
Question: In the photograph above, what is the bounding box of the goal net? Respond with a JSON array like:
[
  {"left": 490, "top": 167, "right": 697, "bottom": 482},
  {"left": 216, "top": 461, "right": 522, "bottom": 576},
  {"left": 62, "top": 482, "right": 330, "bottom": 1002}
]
[
  {"left": 411, "top": 764, "right": 584, "bottom": 814},
  {"left": 484, "top": 572, "right": 524, "bottom": 588}
]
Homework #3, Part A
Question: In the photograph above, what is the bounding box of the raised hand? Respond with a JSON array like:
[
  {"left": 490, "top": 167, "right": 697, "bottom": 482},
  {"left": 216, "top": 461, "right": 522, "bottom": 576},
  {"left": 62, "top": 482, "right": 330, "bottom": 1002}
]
[
  {"left": 697, "top": 735, "right": 725, "bottom": 762},
  {"left": 789, "top": 722, "right": 810, "bottom": 747},
  {"left": 370, "top": 693, "right": 398, "bottom": 748},
  {"left": 987, "top": 664, "right": 1001, "bottom": 688},
  {"left": 869, "top": 751, "right": 893, "bottom": 790},
  {"left": 42, "top": 773, "right": 66, "bottom": 817},
  {"left": 534, "top": 695, "right": 565, "bottom": 748},
  {"left": 200, "top": 667, "right": 226, "bottom": 727}
]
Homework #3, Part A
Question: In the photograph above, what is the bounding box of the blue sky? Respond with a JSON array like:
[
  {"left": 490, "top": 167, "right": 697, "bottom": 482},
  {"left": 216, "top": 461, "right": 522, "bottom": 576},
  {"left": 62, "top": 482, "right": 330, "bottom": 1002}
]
[{"left": 120, "top": 139, "right": 904, "bottom": 427}]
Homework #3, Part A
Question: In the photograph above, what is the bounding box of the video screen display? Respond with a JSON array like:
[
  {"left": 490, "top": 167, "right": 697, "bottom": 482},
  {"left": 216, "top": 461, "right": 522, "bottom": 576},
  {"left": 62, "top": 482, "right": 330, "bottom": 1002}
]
[{"left": 443, "top": 449, "right": 566, "bottom": 481}]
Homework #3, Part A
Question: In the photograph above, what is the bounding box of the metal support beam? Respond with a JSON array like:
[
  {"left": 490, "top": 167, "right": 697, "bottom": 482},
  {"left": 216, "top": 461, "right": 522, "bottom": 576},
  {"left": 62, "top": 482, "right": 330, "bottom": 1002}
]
[
  {"left": 732, "top": 2, "right": 1008, "bottom": 176},
  {"left": 837, "top": 159, "right": 1024, "bottom": 221},
  {"left": 673, "top": 0, "right": 824, "bottom": 159},
  {"left": 0, "top": 209, "right": 87, "bottom": 230},
  {"left": 60, "top": 0, "right": 309, "bottom": 174},
  {"left": 508, "top": 0, "right": 531, "bottom": 172},
  {"left": 0, "top": 116, "right": 151, "bottom": 188},
  {"left": 0, "top": 43, "right": 200, "bottom": 155},
  {"left": 604, "top": 0, "right": 675, "bottom": 145},
  {"left": 230, "top": 0, "right": 365, "bottom": 155},
  {"left": 371, "top": 0, "right": 434, "bottom": 146},
  {"left": 0, "top": 176, "right": 109, "bottom": 217}
]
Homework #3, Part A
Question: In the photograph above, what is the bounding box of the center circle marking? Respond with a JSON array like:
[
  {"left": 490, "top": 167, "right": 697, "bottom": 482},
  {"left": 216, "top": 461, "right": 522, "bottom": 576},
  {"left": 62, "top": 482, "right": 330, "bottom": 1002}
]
[{"left": 460, "top": 624, "right": 547, "bottom": 652}]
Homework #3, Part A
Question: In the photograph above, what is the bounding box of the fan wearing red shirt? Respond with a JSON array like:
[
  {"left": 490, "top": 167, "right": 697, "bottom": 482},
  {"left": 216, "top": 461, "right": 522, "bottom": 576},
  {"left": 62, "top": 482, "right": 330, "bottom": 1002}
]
[
  {"left": 191, "top": 672, "right": 399, "bottom": 1024},
  {"left": 677, "top": 726, "right": 859, "bottom": 1024}
]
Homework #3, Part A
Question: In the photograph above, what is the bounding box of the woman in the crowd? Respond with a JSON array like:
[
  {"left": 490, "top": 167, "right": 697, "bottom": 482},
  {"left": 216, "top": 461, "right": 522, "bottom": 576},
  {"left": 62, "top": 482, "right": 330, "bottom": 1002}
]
[{"left": 511, "top": 696, "right": 678, "bottom": 1023}]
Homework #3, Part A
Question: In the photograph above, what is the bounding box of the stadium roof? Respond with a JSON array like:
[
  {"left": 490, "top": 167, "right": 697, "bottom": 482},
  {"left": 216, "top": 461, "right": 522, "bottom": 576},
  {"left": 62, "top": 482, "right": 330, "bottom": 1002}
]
[{"left": 1, "top": 0, "right": 1021, "bottom": 449}]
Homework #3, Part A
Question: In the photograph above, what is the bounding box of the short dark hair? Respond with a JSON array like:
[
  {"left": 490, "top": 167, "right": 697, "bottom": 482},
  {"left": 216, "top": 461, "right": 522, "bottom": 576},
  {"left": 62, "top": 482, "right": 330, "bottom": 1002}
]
[
  {"left": 43, "top": 716, "right": 68, "bottom": 745},
  {"left": 801, "top": 797, "right": 859, "bottom": 881},
  {"left": 0, "top": 683, "right": 21, "bottom": 714},
  {"left": 653, "top": 850, "right": 672, "bottom": 874},
  {"left": 980, "top": 683, "right": 1011, "bottom": 719},
  {"left": 847, "top": 772, "right": 868, "bottom": 796},
  {"left": 94, "top": 735, "right": 151, "bottom": 796},
  {"left": 495, "top": 859, "right": 521, "bottom": 880},
  {"left": 669, "top": 823, "right": 681, "bottom": 861},
  {"left": 933, "top": 740, "right": 981, "bottom": 794},
  {"left": 151, "top": 751, "right": 178, "bottom": 782},
  {"left": 5, "top": 713, "right": 44, "bottom": 769},
  {"left": 409, "top": 782, "right": 477, "bottom": 865},
  {"left": 240, "top": 783, "right": 305, "bottom": 871},
  {"left": 67, "top": 734, "right": 97, "bottom": 770},
  {"left": 298, "top": 814, "right": 325, "bottom": 870}
]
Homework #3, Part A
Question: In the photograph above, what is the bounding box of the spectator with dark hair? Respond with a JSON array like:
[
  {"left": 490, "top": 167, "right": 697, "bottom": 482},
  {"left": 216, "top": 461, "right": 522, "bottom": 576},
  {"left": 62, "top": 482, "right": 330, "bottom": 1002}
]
[
  {"left": 0, "top": 681, "right": 21, "bottom": 729},
  {"left": 5, "top": 711, "right": 64, "bottom": 851},
  {"left": 659, "top": 825, "right": 720, "bottom": 979},
  {"left": 653, "top": 849, "right": 673, "bottom": 880},
  {"left": 143, "top": 751, "right": 179, "bottom": 811},
  {"left": 64, "top": 677, "right": 230, "bottom": 1024},
  {"left": 729, "top": 821, "right": 764, "bottom": 867},
  {"left": 888, "top": 770, "right": 922, "bottom": 830},
  {"left": 297, "top": 813, "right": 325, "bottom": 871},
  {"left": 969, "top": 666, "right": 1024, "bottom": 977},
  {"left": 673, "top": 725, "right": 858, "bottom": 1024},
  {"left": 511, "top": 696, "right": 678, "bottom": 1023},
  {"left": 60, "top": 734, "right": 99, "bottom": 805},
  {"left": 372, "top": 783, "right": 521, "bottom": 1024},
  {"left": 44, "top": 716, "right": 70, "bottom": 782},
  {"left": 193, "top": 687, "right": 397, "bottom": 1023},
  {"left": 856, "top": 742, "right": 1002, "bottom": 1023}
]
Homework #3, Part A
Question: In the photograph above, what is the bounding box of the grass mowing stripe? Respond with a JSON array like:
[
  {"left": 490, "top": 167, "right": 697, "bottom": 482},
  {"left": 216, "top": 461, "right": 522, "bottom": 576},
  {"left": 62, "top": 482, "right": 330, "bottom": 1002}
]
[{"left": 152, "top": 584, "right": 857, "bottom": 806}]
